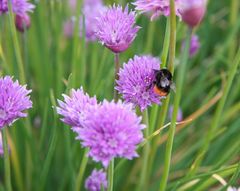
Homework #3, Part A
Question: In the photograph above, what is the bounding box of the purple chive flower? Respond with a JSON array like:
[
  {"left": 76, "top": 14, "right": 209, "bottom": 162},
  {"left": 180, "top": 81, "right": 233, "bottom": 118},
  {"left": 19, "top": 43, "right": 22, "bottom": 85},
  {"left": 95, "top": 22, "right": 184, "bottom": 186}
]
[
  {"left": 182, "top": 34, "right": 200, "bottom": 57},
  {"left": 85, "top": 169, "right": 108, "bottom": 191},
  {"left": 168, "top": 106, "right": 183, "bottom": 122},
  {"left": 56, "top": 87, "right": 98, "bottom": 131},
  {"left": 95, "top": 5, "right": 140, "bottom": 53},
  {"left": 0, "top": 0, "right": 35, "bottom": 16},
  {"left": 180, "top": 0, "right": 206, "bottom": 27},
  {"left": 116, "top": 55, "right": 162, "bottom": 111},
  {"left": 0, "top": 76, "right": 32, "bottom": 128},
  {"left": 76, "top": 100, "right": 145, "bottom": 167},
  {"left": 133, "top": 0, "right": 182, "bottom": 20}
]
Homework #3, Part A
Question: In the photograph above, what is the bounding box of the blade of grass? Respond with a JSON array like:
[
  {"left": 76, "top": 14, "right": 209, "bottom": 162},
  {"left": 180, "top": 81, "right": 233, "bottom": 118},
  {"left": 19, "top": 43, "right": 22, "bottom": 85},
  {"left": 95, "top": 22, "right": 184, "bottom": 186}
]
[{"left": 187, "top": 47, "right": 240, "bottom": 176}]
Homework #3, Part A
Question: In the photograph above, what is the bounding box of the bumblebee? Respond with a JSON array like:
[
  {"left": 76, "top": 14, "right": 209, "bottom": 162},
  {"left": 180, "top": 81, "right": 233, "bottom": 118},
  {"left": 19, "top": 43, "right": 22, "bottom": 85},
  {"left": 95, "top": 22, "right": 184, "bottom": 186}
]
[{"left": 153, "top": 69, "right": 175, "bottom": 97}]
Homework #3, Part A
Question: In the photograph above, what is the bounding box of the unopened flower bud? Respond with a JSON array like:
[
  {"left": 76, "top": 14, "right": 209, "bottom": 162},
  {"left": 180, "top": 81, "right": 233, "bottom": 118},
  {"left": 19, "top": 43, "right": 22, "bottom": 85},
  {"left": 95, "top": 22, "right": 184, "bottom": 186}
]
[
  {"left": 15, "top": 14, "right": 31, "bottom": 32},
  {"left": 181, "top": 0, "right": 206, "bottom": 27}
]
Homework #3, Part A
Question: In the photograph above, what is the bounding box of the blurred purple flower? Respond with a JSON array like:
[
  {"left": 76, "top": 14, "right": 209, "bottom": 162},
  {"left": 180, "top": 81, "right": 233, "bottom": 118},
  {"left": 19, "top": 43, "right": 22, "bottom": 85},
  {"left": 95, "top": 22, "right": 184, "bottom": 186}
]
[
  {"left": 85, "top": 169, "right": 107, "bottom": 191},
  {"left": 0, "top": 76, "right": 32, "bottom": 128},
  {"left": 182, "top": 34, "right": 200, "bottom": 57},
  {"left": 0, "top": 0, "right": 35, "bottom": 16},
  {"left": 76, "top": 100, "right": 145, "bottom": 167},
  {"left": 81, "top": 0, "right": 106, "bottom": 41},
  {"left": 68, "top": 0, "right": 76, "bottom": 11},
  {"left": 116, "top": 55, "right": 162, "bottom": 111},
  {"left": 95, "top": 5, "right": 140, "bottom": 53},
  {"left": 227, "top": 187, "right": 240, "bottom": 191},
  {"left": 133, "top": 0, "right": 182, "bottom": 20},
  {"left": 15, "top": 13, "right": 31, "bottom": 32},
  {"left": 65, "top": 0, "right": 105, "bottom": 41},
  {"left": 180, "top": 0, "right": 206, "bottom": 27},
  {"left": 56, "top": 87, "right": 98, "bottom": 130},
  {"left": 68, "top": 0, "right": 102, "bottom": 12},
  {"left": 63, "top": 17, "right": 75, "bottom": 38},
  {"left": 168, "top": 106, "right": 183, "bottom": 122},
  {"left": 189, "top": 35, "right": 200, "bottom": 57}
]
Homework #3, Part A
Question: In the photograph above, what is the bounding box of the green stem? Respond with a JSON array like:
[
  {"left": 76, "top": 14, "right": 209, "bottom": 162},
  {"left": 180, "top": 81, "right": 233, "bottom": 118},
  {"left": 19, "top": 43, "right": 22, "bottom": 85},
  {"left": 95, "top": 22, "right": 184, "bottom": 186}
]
[
  {"left": 71, "top": 0, "right": 82, "bottom": 87},
  {"left": 145, "top": 21, "right": 156, "bottom": 53},
  {"left": 80, "top": 15, "right": 86, "bottom": 87},
  {"left": 161, "top": 18, "right": 170, "bottom": 67},
  {"left": 137, "top": 109, "right": 150, "bottom": 191},
  {"left": 8, "top": 129, "right": 24, "bottom": 191},
  {"left": 90, "top": 44, "right": 99, "bottom": 87},
  {"left": 7, "top": 0, "right": 25, "bottom": 83},
  {"left": 188, "top": 46, "right": 240, "bottom": 176},
  {"left": 75, "top": 148, "right": 89, "bottom": 191},
  {"left": 168, "top": 2, "right": 176, "bottom": 74},
  {"left": 159, "top": 28, "right": 192, "bottom": 191},
  {"left": 107, "top": 160, "right": 114, "bottom": 191},
  {"left": 149, "top": 16, "right": 171, "bottom": 184},
  {"left": 114, "top": 53, "right": 120, "bottom": 102},
  {"left": 2, "top": 128, "right": 12, "bottom": 191},
  {"left": 107, "top": 52, "right": 119, "bottom": 191},
  {"left": 38, "top": 90, "right": 58, "bottom": 191},
  {"left": 149, "top": 18, "right": 170, "bottom": 134},
  {"left": 228, "top": 0, "right": 239, "bottom": 61},
  {"left": 91, "top": 49, "right": 108, "bottom": 93}
]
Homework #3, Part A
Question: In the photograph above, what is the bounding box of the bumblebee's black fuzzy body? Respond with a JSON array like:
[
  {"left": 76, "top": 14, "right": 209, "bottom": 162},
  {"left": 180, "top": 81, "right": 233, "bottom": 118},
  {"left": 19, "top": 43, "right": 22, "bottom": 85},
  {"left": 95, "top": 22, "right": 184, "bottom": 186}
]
[{"left": 153, "top": 69, "right": 173, "bottom": 96}]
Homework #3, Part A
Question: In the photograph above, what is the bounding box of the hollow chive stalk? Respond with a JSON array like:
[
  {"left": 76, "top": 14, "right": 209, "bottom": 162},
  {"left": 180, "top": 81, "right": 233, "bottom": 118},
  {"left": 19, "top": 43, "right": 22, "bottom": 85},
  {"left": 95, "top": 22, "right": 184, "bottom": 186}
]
[
  {"left": 107, "top": 53, "right": 120, "bottom": 191},
  {"left": 114, "top": 53, "right": 120, "bottom": 102},
  {"left": 159, "top": 28, "right": 192, "bottom": 191},
  {"left": 7, "top": 0, "right": 26, "bottom": 84},
  {"left": 2, "top": 127, "right": 12, "bottom": 191},
  {"left": 137, "top": 109, "right": 150, "bottom": 191},
  {"left": 75, "top": 148, "right": 89, "bottom": 191}
]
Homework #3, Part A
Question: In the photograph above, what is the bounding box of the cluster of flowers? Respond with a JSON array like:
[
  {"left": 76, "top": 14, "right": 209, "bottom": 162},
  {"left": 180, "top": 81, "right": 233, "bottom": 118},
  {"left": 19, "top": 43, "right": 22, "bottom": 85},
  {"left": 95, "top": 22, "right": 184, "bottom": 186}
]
[
  {"left": 64, "top": 0, "right": 203, "bottom": 51},
  {"left": 61, "top": 0, "right": 205, "bottom": 190},
  {"left": 59, "top": 1, "right": 206, "bottom": 190},
  {"left": 0, "top": 0, "right": 35, "bottom": 32},
  {"left": 0, "top": 0, "right": 206, "bottom": 190},
  {"left": 57, "top": 87, "right": 145, "bottom": 190}
]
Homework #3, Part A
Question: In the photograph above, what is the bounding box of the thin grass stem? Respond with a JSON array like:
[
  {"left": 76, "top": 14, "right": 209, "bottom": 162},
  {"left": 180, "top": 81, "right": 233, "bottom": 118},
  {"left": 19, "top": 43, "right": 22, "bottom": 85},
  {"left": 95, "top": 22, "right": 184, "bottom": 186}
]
[
  {"left": 137, "top": 109, "right": 150, "bottom": 191},
  {"left": 188, "top": 46, "right": 240, "bottom": 176},
  {"left": 7, "top": 0, "right": 25, "bottom": 83},
  {"left": 107, "top": 160, "right": 114, "bottom": 191},
  {"left": 2, "top": 127, "right": 12, "bottom": 191},
  {"left": 159, "top": 26, "right": 192, "bottom": 191},
  {"left": 75, "top": 148, "right": 89, "bottom": 191},
  {"left": 114, "top": 53, "right": 120, "bottom": 102}
]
